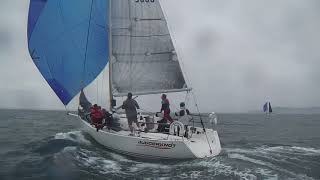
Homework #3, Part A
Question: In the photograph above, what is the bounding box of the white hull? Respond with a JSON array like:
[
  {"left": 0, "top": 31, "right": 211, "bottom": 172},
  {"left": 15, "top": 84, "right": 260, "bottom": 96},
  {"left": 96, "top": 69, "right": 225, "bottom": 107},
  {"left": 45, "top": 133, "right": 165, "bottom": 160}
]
[{"left": 78, "top": 116, "right": 221, "bottom": 159}]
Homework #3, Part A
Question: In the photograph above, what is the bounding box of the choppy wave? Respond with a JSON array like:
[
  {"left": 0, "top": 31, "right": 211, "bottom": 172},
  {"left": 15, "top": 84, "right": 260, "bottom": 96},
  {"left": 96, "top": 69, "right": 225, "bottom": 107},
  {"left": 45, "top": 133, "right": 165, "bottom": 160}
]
[
  {"left": 75, "top": 149, "right": 121, "bottom": 175},
  {"left": 27, "top": 131, "right": 92, "bottom": 156},
  {"left": 49, "top": 131, "right": 319, "bottom": 180},
  {"left": 193, "top": 160, "right": 258, "bottom": 180},
  {"left": 53, "top": 146, "right": 123, "bottom": 176},
  {"left": 224, "top": 146, "right": 319, "bottom": 180},
  {"left": 54, "top": 131, "right": 91, "bottom": 145}
]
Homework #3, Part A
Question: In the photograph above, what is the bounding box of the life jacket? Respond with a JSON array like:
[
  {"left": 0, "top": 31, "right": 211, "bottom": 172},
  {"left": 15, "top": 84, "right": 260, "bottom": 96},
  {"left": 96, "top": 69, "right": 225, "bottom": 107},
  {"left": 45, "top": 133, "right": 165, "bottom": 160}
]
[
  {"left": 161, "top": 98, "right": 170, "bottom": 113},
  {"left": 90, "top": 107, "right": 103, "bottom": 121}
]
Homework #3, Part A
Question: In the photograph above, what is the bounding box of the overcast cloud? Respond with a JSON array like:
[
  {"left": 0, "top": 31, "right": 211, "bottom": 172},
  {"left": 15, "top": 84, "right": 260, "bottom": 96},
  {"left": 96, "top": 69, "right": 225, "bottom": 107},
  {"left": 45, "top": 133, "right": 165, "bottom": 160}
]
[{"left": 0, "top": 0, "right": 320, "bottom": 112}]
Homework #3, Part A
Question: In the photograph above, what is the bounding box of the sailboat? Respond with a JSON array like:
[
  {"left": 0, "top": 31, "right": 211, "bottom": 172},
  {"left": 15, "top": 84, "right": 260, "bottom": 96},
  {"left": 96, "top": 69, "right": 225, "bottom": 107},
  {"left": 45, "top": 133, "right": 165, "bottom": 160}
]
[
  {"left": 27, "top": 0, "right": 221, "bottom": 159},
  {"left": 263, "top": 102, "right": 273, "bottom": 114}
]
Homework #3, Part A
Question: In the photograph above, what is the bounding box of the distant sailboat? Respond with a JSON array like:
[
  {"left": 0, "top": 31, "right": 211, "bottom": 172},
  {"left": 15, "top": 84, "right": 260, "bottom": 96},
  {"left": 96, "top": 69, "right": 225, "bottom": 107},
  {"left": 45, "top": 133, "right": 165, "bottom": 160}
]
[
  {"left": 268, "top": 102, "right": 273, "bottom": 113},
  {"left": 27, "top": 0, "right": 221, "bottom": 159},
  {"left": 263, "top": 102, "right": 273, "bottom": 114}
]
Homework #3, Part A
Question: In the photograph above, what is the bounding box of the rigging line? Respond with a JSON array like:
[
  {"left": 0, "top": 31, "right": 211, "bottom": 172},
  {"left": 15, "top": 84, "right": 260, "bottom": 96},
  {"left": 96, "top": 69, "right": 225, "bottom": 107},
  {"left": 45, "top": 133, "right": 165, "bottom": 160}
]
[
  {"left": 97, "top": 75, "right": 99, "bottom": 104},
  {"left": 81, "top": 0, "right": 94, "bottom": 88},
  {"left": 102, "top": 69, "right": 105, "bottom": 106},
  {"left": 184, "top": 91, "right": 191, "bottom": 107},
  {"left": 191, "top": 91, "right": 213, "bottom": 153}
]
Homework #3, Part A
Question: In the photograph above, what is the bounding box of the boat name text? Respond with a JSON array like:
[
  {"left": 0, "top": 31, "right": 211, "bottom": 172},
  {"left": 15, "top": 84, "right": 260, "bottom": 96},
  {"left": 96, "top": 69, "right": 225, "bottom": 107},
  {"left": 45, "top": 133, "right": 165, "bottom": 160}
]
[{"left": 137, "top": 140, "right": 176, "bottom": 149}]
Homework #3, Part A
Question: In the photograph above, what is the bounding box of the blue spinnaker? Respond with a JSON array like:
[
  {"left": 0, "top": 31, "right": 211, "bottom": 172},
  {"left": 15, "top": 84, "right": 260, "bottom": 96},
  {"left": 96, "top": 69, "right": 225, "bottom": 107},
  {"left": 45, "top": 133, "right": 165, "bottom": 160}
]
[
  {"left": 263, "top": 102, "right": 268, "bottom": 112},
  {"left": 28, "top": 0, "right": 109, "bottom": 105}
]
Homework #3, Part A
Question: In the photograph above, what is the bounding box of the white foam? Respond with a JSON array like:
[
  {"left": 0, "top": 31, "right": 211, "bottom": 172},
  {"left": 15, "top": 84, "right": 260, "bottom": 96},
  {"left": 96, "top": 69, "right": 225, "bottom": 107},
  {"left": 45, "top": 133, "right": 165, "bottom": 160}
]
[
  {"left": 109, "top": 152, "right": 133, "bottom": 163},
  {"left": 227, "top": 150, "right": 315, "bottom": 180},
  {"left": 158, "top": 177, "right": 171, "bottom": 180},
  {"left": 255, "top": 168, "right": 278, "bottom": 180},
  {"left": 256, "top": 146, "right": 320, "bottom": 156},
  {"left": 53, "top": 146, "right": 78, "bottom": 161},
  {"left": 54, "top": 131, "right": 91, "bottom": 145},
  {"left": 176, "top": 173, "right": 191, "bottom": 179},
  {"left": 62, "top": 146, "right": 77, "bottom": 152},
  {"left": 226, "top": 145, "right": 320, "bottom": 164},
  {"left": 225, "top": 147, "right": 289, "bottom": 166},
  {"left": 228, "top": 153, "right": 268, "bottom": 166},
  {"left": 129, "top": 162, "right": 170, "bottom": 173},
  {"left": 187, "top": 160, "right": 257, "bottom": 180},
  {"left": 189, "top": 171, "right": 202, "bottom": 179},
  {"left": 227, "top": 145, "right": 320, "bottom": 155},
  {"left": 74, "top": 148, "right": 122, "bottom": 174},
  {"left": 291, "top": 146, "right": 320, "bottom": 155},
  {"left": 54, "top": 146, "right": 123, "bottom": 175},
  {"left": 99, "top": 159, "right": 121, "bottom": 174}
]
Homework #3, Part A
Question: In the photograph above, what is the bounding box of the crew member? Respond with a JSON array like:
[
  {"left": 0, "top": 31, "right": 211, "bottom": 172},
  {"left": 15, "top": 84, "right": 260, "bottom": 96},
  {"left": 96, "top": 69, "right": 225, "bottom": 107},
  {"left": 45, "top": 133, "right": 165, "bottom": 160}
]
[
  {"left": 122, "top": 92, "right": 140, "bottom": 135},
  {"left": 90, "top": 104, "right": 104, "bottom": 131},
  {"left": 175, "top": 102, "right": 191, "bottom": 124},
  {"left": 160, "top": 94, "right": 173, "bottom": 123}
]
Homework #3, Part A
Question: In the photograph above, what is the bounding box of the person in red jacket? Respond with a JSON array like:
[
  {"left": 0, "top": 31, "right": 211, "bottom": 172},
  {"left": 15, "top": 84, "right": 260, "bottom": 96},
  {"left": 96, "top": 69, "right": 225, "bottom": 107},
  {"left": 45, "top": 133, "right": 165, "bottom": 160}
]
[
  {"left": 160, "top": 94, "right": 173, "bottom": 123},
  {"left": 90, "top": 104, "right": 104, "bottom": 131}
]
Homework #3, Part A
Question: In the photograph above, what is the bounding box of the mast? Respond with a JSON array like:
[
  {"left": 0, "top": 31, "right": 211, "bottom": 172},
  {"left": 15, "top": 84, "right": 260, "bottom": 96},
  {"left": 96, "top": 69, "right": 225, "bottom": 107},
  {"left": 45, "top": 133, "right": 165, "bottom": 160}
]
[{"left": 108, "top": 0, "right": 113, "bottom": 110}]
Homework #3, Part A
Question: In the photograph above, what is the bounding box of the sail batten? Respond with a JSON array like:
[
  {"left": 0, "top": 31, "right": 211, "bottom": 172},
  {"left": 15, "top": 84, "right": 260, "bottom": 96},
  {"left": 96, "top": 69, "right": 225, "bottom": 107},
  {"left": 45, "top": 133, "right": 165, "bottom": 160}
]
[
  {"left": 114, "top": 88, "right": 192, "bottom": 97},
  {"left": 113, "top": 34, "right": 170, "bottom": 37},
  {"left": 110, "top": 0, "right": 188, "bottom": 95}
]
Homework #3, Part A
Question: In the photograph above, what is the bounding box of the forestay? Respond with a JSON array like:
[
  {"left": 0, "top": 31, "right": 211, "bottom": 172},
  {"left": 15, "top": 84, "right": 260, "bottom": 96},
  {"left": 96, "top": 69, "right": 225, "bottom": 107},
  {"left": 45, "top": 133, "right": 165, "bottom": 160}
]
[
  {"left": 27, "top": 0, "right": 109, "bottom": 105},
  {"left": 111, "top": 0, "right": 189, "bottom": 97}
]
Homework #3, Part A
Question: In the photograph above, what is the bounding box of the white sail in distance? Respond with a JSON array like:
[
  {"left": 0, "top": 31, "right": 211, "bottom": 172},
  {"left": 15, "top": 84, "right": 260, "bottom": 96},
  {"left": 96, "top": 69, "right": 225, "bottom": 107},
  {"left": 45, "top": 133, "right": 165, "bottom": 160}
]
[{"left": 110, "top": 0, "right": 190, "bottom": 97}]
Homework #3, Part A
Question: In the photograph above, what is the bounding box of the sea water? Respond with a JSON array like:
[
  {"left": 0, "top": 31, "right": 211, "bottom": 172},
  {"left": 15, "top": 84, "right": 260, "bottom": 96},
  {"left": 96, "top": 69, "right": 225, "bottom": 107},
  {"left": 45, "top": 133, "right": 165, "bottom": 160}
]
[{"left": 0, "top": 109, "right": 319, "bottom": 180}]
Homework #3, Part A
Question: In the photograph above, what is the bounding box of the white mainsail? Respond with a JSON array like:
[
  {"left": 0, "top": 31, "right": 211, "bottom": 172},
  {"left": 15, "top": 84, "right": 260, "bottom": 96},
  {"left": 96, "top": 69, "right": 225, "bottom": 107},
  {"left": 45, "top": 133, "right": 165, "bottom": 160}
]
[{"left": 110, "top": 0, "right": 190, "bottom": 97}]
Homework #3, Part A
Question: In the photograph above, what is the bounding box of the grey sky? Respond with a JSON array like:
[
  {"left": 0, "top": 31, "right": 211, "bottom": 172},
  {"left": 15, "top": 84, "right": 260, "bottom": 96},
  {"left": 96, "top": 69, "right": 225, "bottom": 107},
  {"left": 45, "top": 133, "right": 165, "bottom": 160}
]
[{"left": 0, "top": 0, "right": 320, "bottom": 112}]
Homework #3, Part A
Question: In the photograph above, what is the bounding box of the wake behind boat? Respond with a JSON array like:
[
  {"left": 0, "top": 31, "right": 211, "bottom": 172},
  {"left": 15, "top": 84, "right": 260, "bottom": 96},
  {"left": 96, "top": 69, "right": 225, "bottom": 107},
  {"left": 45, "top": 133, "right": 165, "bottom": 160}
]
[{"left": 27, "top": 0, "right": 221, "bottom": 159}]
